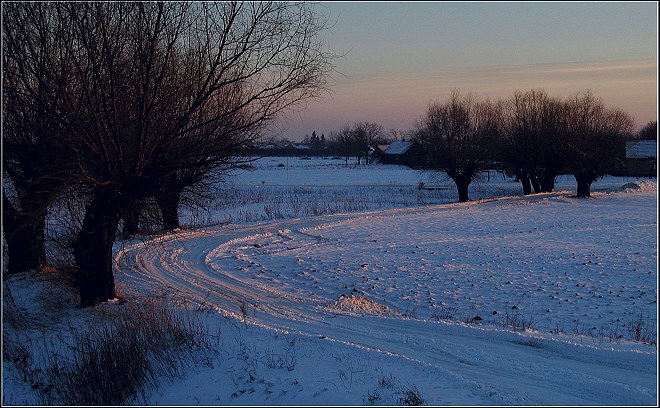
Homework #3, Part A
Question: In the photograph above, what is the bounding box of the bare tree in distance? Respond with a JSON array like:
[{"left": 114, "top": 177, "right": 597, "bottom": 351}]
[
  {"left": 635, "top": 120, "right": 657, "bottom": 140},
  {"left": 414, "top": 90, "right": 500, "bottom": 202},
  {"left": 358, "top": 122, "right": 385, "bottom": 165},
  {"left": 332, "top": 125, "right": 356, "bottom": 165},
  {"left": 351, "top": 124, "right": 367, "bottom": 165},
  {"left": 2, "top": 1, "right": 336, "bottom": 306},
  {"left": 500, "top": 89, "right": 565, "bottom": 194},
  {"left": 562, "top": 91, "right": 633, "bottom": 197}
]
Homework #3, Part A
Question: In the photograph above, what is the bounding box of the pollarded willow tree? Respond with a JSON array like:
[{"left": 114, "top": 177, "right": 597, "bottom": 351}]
[
  {"left": 2, "top": 59, "right": 76, "bottom": 275},
  {"left": 414, "top": 90, "right": 501, "bottom": 202},
  {"left": 500, "top": 89, "right": 565, "bottom": 195},
  {"left": 561, "top": 91, "right": 633, "bottom": 197},
  {"left": 2, "top": 1, "right": 336, "bottom": 306}
]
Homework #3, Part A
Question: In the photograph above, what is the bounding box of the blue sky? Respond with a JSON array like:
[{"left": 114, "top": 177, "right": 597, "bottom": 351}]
[{"left": 276, "top": 1, "right": 658, "bottom": 141}]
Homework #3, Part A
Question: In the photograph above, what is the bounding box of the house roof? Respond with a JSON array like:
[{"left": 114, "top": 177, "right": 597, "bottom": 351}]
[
  {"left": 626, "top": 140, "right": 657, "bottom": 158},
  {"left": 383, "top": 140, "right": 415, "bottom": 155}
]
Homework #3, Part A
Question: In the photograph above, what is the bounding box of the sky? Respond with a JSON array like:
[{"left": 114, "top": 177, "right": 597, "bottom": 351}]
[{"left": 275, "top": 1, "right": 658, "bottom": 142}]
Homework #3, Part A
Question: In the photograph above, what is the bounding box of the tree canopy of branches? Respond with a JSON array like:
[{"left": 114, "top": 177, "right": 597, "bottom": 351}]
[
  {"left": 330, "top": 125, "right": 355, "bottom": 165},
  {"left": 561, "top": 91, "right": 633, "bottom": 197},
  {"left": 3, "top": 56, "right": 76, "bottom": 274},
  {"left": 328, "top": 122, "right": 385, "bottom": 165},
  {"left": 414, "top": 90, "right": 500, "bottom": 202},
  {"left": 353, "top": 122, "right": 385, "bottom": 165},
  {"left": 636, "top": 120, "right": 657, "bottom": 140},
  {"left": 499, "top": 89, "right": 565, "bottom": 194},
  {"left": 2, "top": 1, "right": 335, "bottom": 306}
]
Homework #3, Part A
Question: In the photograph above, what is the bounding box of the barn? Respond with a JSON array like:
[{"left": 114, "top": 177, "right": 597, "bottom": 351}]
[
  {"left": 370, "top": 144, "right": 390, "bottom": 163},
  {"left": 624, "top": 140, "right": 657, "bottom": 178},
  {"left": 380, "top": 140, "right": 430, "bottom": 169}
]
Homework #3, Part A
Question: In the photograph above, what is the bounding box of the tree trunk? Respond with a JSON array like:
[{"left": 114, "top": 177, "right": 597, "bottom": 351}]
[
  {"left": 531, "top": 176, "right": 541, "bottom": 194},
  {"left": 121, "top": 202, "right": 140, "bottom": 238},
  {"left": 73, "top": 187, "right": 122, "bottom": 307},
  {"left": 540, "top": 173, "right": 556, "bottom": 193},
  {"left": 515, "top": 168, "right": 532, "bottom": 195},
  {"left": 452, "top": 175, "right": 471, "bottom": 203},
  {"left": 3, "top": 190, "right": 47, "bottom": 274},
  {"left": 157, "top": 190, "right": 182, "bottom": 231},
  {"left": 574, "top": 173, "right": 593, "bottom": 198}
]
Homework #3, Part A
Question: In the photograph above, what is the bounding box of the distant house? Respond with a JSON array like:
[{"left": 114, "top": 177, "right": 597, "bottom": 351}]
[
  {"left": 380, "top": 140, "right": 430, "bottom": 169},
  {"left": 370, "top": 144, "right": 390, "bottom": 163},
  {"left": 624, "top": 140, "right": 657, "bottom": 178}
]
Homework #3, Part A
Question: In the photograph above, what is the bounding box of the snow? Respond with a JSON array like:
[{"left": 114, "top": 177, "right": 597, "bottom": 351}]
[
  {"left": 626, "top": 140, "right": 657, "bottom": 159},
  {"left": 3, "top": 158, "right": 658, "bottom": 406}
]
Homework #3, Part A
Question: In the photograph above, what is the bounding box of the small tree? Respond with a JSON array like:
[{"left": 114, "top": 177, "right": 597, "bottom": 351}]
[
  {"left": 360, "top": 122, "right": 385, "bottom": 165},
  {"left": 333, "top": 125, "right": 355, "bottom": 165},
  {"left": 414, "top": 90, "right": 500, "bottom": 202},
  {"left": 562, "top": 91, "right": 633, "bottom": 197},
  {"left": 351, "top": 124, "right": 366, "bottom": 164}
]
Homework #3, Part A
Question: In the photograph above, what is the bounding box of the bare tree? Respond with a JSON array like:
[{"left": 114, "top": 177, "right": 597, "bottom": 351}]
[
  {"left": 500, "top": 89, "right": 565, "bottom": 194},
  {"left": 3, "top": 2, "right": 335, "bottom": 306},
  {"left": 2, "top": 3, "right": 79, "bottom": 275},
  {"left": 636, "top": 120, "right": 657, "bottom": 140},
  {"left": 351, "top": 124, "right": 367, "bottom": 165},
  {"left": 562, "top": 91, "right": 633, "bottom": 197},
  {"left": 414, "top": 90, "right": 500, "bottom": 202},
  {"left": 356, "top": 122, "right": 384, "bottom": 165},
  {"left": 332, "top": 125, "right": 355, "bottom": 165}
]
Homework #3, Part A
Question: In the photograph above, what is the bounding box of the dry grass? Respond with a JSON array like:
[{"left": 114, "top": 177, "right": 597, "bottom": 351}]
[
  {"left": 501, "top": 311, "right": 534, "bottom": 331},
  {"left": 3, "top": 277, "right": 220, "bottom": 406},
  {"left": 45, "top": 299, "right": 218, "bottom": 405},
  {"left": 626, "top": 312, "right": 657, "bottom": 345}
]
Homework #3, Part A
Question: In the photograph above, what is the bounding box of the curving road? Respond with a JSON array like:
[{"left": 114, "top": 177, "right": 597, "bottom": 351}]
[{"left": 114, "top": 195, "right": 657, "bottom": 405}]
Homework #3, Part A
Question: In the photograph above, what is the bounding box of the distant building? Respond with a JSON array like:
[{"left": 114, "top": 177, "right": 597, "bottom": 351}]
[
  {"left": 370, "top": 144, "right": 390, "bottom": 163},
  {"left": 380, "top": 140, "right": 430, "bottom": 169},
  {"left": 624, "top": 140, "right": 657, "bottom": 178}
]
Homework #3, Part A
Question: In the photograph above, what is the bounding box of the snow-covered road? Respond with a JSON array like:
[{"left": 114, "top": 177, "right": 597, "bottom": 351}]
[{"left": 115, "top": 190, "right": 657, "bottom": 405}]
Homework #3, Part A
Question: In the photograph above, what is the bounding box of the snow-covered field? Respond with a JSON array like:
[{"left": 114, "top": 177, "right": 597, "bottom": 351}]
[{"left": 3, "top": 157, "right": 658, "bottom": 406}]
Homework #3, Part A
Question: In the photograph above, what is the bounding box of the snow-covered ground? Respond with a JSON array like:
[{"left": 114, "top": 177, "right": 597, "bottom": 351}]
[{"left": 3, "top": 157, "right": 658, "bottom": 406}]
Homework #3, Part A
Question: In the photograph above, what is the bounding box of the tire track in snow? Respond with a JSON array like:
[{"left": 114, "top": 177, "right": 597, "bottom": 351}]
[{"left": 114, "top": 193, "right": 657, "bottom": 405}]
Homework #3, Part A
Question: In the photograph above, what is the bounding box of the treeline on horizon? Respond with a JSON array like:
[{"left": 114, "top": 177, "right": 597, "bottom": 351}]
[{"left": 255, "top": 89, "right": 656, "bottom": 201}]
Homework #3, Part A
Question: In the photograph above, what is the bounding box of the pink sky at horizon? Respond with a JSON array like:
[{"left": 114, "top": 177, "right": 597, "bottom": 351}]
[
  {"left": 273, "top": 2, "right": 657, "bottom": 142},
  {"left": 276, "top": 58, "right": 657, "bottom": 141}
]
